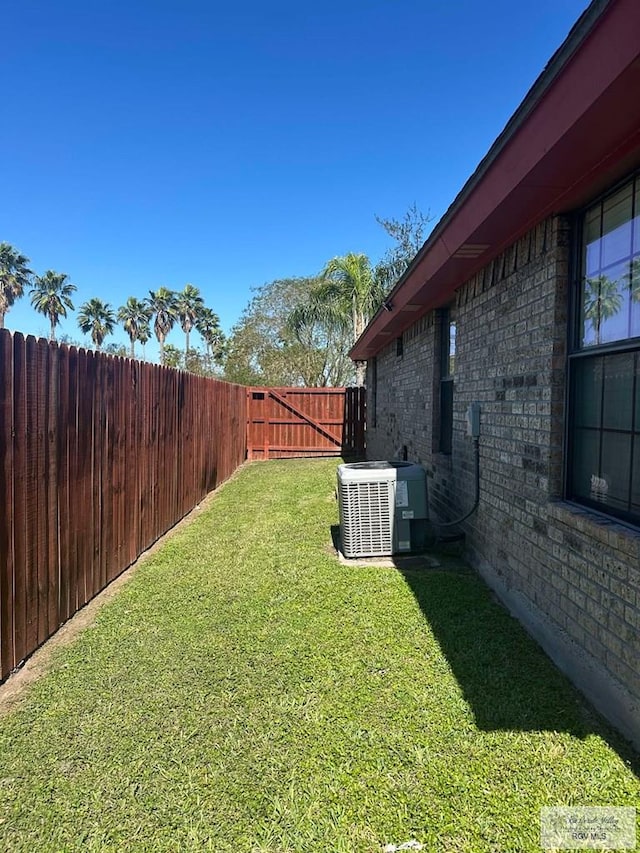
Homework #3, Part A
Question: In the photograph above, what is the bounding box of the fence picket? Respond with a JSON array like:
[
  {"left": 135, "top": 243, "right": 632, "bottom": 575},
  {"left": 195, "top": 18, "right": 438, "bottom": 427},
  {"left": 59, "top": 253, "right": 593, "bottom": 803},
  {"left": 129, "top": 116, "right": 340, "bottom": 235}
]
[
  {"left": 12, "top": 334, "right": 27, "bottom": 664},
  {"left": 0, "top": 331, "right": 15, "bottom": 675}
]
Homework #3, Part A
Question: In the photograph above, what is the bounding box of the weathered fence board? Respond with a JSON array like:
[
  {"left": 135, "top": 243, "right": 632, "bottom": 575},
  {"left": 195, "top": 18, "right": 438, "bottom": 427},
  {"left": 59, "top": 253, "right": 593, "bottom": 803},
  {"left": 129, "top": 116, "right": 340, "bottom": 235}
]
[
  {"left": 0, "top": 330, "right": 248, "bottom": 682},
  {"left": 0, "top": 332, "right": 13, "bottom": 678},
  {"left": 246, "top": 386, "right": 365, "bottom": 460}
]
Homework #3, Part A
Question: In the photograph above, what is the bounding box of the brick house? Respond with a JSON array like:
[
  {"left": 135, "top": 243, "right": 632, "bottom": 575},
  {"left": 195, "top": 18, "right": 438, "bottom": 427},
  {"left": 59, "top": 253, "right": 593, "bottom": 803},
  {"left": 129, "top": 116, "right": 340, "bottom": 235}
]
[{"left": 351, "top": 0, "right": 640, "bottom": 748}]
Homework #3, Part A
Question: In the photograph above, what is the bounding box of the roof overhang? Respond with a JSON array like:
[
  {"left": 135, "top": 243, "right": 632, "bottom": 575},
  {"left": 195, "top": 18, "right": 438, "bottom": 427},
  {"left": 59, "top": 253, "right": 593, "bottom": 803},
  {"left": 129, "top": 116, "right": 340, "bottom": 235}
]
[{"left": 351, "top": 0, "right": 640, "bottom": 360}]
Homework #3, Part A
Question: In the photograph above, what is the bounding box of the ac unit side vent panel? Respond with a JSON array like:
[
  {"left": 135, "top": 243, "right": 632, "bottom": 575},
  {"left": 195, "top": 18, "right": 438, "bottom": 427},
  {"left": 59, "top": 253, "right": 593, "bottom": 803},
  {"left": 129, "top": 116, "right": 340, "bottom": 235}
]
[{"left": 339, "top": 480, "right": 393, "bottom": 558}]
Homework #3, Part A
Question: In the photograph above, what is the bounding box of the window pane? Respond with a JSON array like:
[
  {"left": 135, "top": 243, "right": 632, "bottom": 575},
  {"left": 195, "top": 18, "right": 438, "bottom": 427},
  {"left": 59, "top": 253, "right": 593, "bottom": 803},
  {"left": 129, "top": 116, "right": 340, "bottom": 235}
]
[
  {"left": 449, "top": 321, "right": 456, "bottom": 376},
  {"left": 573, "top": 358, "right": 602, "bottom": 428},
  {"left": 601, "top": 431, "right": 632, "bottom": 510},
  {"left": 582, "top": 260, "right": 631, "bottom": 346},
  {"left": 599, "top": 269, "right": 630, "bottom": 344},
  {"left": 602, "top": 352, "right": 634, "bottom": 429},
  {"left": 572, "top": 174, "right": 640, "bottom": 524},
  {"left": 584, "top": 205, "right": 601, "bottom": 276},
  {"left": 601, "top": 184, "right": 633, "bottom": 268},
  {"left": 570, "top": 428, "right": 600, "bottom": 501}
]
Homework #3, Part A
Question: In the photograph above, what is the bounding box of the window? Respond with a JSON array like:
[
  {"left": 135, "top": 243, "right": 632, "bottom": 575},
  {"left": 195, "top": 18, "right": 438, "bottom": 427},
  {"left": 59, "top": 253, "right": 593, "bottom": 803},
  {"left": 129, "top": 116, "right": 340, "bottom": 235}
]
[
  {"left": 439, "top": 308, "right": 456, "bottom": 454},
  {"left": 396, "top": 334, "right": 404, "bottom": 358},
  {"left": 568, "top": 171, "right": 640, "bottom": 525}
]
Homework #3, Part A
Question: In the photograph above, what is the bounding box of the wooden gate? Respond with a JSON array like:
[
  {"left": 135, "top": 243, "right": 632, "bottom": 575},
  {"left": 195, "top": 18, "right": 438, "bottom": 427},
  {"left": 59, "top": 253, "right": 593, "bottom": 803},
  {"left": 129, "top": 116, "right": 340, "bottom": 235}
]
[{"left": 246, "top": 386, "right": 365, "bottom": 460}]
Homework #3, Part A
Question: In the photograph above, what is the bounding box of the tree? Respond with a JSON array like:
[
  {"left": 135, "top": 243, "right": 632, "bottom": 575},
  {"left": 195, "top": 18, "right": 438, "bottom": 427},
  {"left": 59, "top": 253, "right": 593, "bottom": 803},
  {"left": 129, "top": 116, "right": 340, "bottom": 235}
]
[
  {"left": 58, "top": 333, "right": 85, "bottom": 349},
  {"left": 286, "top": 303, "right": 356, "bottom": 387},
  {"left": 138, "top": 322, "right": 151, "bottom": 361},
  {"left": 583, "top": 274, "right": 623, "bottom": 344},
  {"left": 102, "top": 342, "right": 129, "bottom": 358},
  {"left": 77, "top": 298, "right": 116, "bottom": 350},
  {"left": 224, "top": 277, "right": 354, "bottom": 387},
  {"left": 118, "top": 296, "right": 152, "bottom": 359},
  {"left": 30, "top": 271, "right": 76, "bottom": 341},
  {"left": 196, "top": 306, "right": 226, "bottom": 365},
  {"left": 374, "top": 203, "right": 432, "bottom": 293},
  {"left": 175, "top": 284, "right": 205, "bottom": 355},
  {"left": 184, "top": 347, "right": 219, "bottom": 376},
  {"left": 153, "top": 342, "right": 221, "bottom": 376},
  {"left": 291, "top": 254, "right": 384, "bottom": 386},
  {"left": 0, "top": 242, "right": 32, "bottom": 329},
  {"left": 146, "top": 287, "right": 177, "bottom": 362},
  {"left": 162, "top": 343, "right": 183, "bottom": 369}
]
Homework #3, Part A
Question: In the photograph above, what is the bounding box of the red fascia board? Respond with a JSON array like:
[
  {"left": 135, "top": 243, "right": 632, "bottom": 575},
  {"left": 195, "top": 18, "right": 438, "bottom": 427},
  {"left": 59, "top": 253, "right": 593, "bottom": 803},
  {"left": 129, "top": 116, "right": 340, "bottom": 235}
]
[{"left": 351, "top": 0, "right": 640, "bottom": 360}]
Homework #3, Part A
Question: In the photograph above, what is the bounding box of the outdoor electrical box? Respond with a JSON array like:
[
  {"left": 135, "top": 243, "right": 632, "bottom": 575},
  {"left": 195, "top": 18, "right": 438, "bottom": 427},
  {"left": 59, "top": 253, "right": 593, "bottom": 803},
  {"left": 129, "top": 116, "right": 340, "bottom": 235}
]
[{"left": 337, "top": 461, "right": 429, "bottom": 559}]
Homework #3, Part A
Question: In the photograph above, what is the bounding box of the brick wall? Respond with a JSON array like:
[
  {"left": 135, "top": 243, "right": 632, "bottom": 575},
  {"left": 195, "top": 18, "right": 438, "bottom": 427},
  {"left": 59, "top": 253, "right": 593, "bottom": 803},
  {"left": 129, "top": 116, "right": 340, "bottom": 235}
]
[{"left": 366, "top": 214, "right": 640, "bottom": 747}]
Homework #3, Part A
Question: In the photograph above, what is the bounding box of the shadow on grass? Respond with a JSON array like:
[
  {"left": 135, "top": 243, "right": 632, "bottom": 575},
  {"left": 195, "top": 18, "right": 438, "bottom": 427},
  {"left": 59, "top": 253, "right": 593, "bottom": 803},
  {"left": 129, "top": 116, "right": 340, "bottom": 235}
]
[
  {"left": 331, "top": 526, "right": 639, "bottom": 775},
  {"left": 399, "top": 559, "right": 640, "bottom": 776}
]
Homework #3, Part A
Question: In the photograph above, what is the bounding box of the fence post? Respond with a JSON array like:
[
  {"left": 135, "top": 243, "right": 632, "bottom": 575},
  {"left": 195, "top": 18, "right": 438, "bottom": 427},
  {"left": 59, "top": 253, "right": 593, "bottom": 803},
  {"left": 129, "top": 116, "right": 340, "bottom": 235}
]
[{"left": 246, "top": 388, "right": 253, "bottom": 460}]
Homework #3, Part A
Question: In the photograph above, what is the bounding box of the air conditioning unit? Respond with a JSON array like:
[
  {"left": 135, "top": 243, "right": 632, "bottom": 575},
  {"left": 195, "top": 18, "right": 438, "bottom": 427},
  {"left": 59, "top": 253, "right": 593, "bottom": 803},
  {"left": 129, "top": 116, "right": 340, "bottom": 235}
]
[{"left": 337, "top": 461, "right": 429, "bottom": 558}]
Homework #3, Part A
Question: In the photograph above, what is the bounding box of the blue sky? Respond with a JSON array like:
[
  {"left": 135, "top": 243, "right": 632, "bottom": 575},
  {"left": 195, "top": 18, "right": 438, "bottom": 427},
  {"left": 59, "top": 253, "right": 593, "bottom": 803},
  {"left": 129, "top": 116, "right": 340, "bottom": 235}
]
[{"left": 2, "top": 0, "right": 589, "bottom": 360}]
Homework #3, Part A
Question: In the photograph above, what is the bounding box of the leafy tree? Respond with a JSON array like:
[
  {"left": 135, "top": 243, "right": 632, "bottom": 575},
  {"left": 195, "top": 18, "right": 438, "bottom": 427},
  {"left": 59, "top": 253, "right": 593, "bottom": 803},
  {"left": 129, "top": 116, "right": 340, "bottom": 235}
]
[
  {"left": 58, "top": 333, "right": 85, "bottom": 349},
  {"left": 196, "top": 306, "right": 226, "bottom": 365},
  {"left": 118, "top": 296, "right": 152, "bottom": 359},
  {"left": 154, "top": 343, "right": 221, "bottom": 376},
  {"left": 583, "top": 274, "right": 623, "bottom": 344},
  {"left": 146, "top": 287, "right": 177, "bottom": 362},
  {"left": 30, "top": 271, "right": 77, "bottom": 341},
  {"left": 290, "top": 254, "right": 384, "bottom": 386},
  {"left": 103, "top": 342, "right": 129, "bottom": 358},
  {"left": 77, "top": 297, "right": 116, "bottom": 350},
  {"left": 286, "top": 302, "right": 355, "bottom": 387},
  {"left": 374, "top": 203, "right": 432, "bottom": 293},
  {"left": 224, "top": 277, "right": 353, "bottom": 387},
  {"left": 184, "top": 347, "right": 218, "bottom": 376},
  {"left": 0, "top": 242, "right": 32, "bottom": 329},
  {"left": 175, "top": 284, "right": 205, "bottom": 355},
  {"left": 162, "top": 343, "right": 183, "bottom": 369}
]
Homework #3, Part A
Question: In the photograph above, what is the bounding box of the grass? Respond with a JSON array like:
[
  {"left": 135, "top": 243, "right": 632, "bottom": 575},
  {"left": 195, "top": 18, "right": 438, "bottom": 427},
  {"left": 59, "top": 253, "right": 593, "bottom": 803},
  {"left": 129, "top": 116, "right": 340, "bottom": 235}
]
[{"left": 0, "top": 458, "right": 638, "bottom": 852}]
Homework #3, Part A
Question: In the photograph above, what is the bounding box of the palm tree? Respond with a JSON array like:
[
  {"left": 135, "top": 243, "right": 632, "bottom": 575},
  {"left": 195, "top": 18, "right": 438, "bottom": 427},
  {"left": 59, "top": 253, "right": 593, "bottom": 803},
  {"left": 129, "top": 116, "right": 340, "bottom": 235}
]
[
  {"left": 117, "top": 296, "right": 152, "bottom": 359},
  {"left": 30, "top": 271, "right": 77, "bottom": 341},
  {"left": 583, "top": 274, "right": 623, "bottom": 344},
  {"left": 77, "top": 298, "right": 116, "bottom": 350},
  {"left": 289, "top": 253, "right": 383, "bottom": 386},
  {"left": 175, "top": 284, "right": 205, "bottom": 355},
  {"left": 0, "top": 242, "right": 32, "bottom": 329},
  {"left": 138, "top": 322, "right": 151, "bottom": 361},
  {"left": 145, "top": 287, "right": 177, "bottom": 362},
  {"left": 195, "top": 306, "right": 225, "bottom": 364}
]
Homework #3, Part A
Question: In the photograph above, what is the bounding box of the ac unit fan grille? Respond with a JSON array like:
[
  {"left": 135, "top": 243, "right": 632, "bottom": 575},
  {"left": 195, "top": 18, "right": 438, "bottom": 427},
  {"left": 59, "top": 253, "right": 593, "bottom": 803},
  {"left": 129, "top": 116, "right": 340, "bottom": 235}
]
[{"left": 339, "top": 480, "right": 393, "bottom": 558}]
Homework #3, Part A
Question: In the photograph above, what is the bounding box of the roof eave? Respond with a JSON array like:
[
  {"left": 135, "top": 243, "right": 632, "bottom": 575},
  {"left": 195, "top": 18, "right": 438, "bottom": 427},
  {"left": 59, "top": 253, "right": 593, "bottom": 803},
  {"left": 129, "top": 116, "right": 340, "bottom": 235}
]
[{"left": 351, "top": 0, "right": 640, "bottom": 361}]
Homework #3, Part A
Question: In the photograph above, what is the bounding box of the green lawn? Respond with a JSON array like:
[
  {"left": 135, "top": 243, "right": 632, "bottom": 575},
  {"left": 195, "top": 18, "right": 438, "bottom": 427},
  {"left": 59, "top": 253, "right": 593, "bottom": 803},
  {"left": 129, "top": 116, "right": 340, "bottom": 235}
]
[{"left": 0, "top": 458, "right": 638, "bottom": 852}]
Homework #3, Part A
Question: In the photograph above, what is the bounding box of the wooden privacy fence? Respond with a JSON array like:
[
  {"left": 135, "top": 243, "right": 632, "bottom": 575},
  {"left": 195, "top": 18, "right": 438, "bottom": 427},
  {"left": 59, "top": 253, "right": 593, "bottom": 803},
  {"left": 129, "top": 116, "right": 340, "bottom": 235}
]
[
  {"left": 246, "top": 386, "right": 365, "bottom": 460},
  {"left": 0, "top": 330, "right": 247, "bottom": 682}
]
